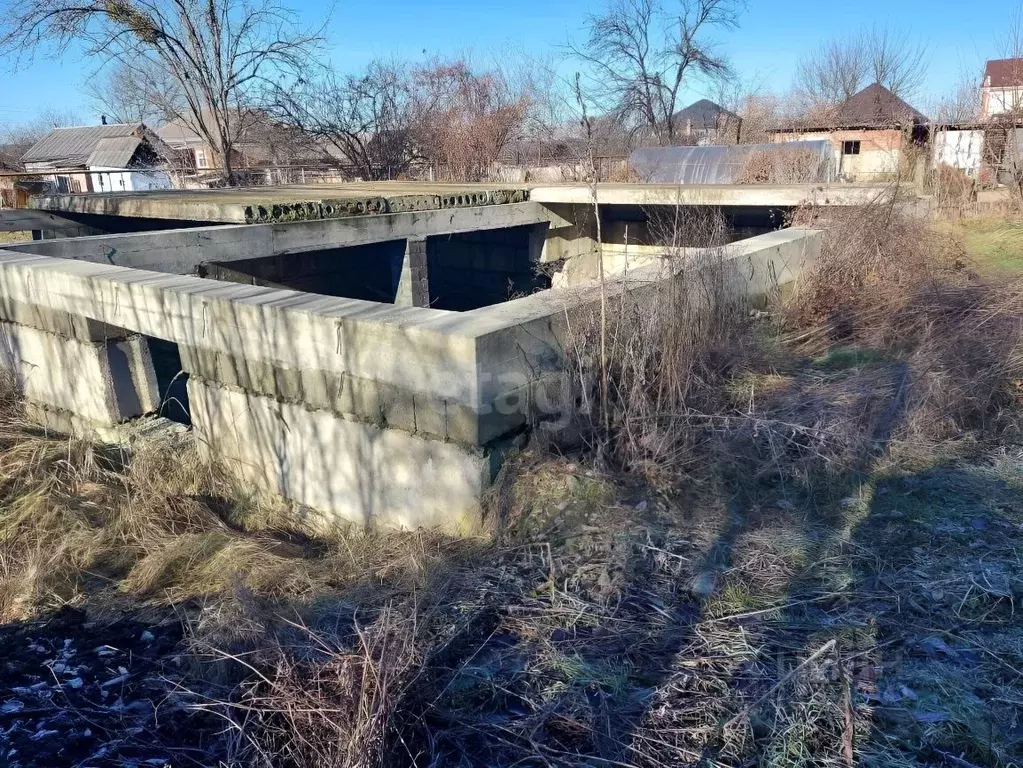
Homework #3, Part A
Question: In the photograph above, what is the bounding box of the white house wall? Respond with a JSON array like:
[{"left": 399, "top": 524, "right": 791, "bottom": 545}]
[
  {"left": 934, "top": 129, "right": 984, "bottom": 177},
  {"left": 88, "top": 168, "right": 173, "bottom": 193},
  {"left": 983, "top": 87, "right": 1023, "bottom": 118}
]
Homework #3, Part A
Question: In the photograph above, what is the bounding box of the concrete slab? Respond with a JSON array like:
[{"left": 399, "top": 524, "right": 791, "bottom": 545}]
[
  {"left": 29, "top": 182, "right": 530, "bottom": 224},
  {"left": 527, "top": 183, "right": 901, "bottom": 207},
  {"left": 4, "top": 202, "right": 563, "bottom": 274},
  {"left": 25, "top": 181, "right": 908, "bottom": 226}
]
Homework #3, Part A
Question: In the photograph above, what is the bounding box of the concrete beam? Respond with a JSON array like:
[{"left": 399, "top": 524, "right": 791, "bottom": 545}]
[
  {"left": 2, "top": 202, "right": 568, "bottom": 275},
  {"left": 0, "top": 208, "right": 99, "bottom": 236},
  {"left": 528, "top": 183, "right": 902, "bottom": 207}
]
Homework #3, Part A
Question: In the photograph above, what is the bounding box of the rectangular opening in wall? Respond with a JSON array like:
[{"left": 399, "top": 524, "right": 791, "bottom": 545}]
[
  {"left": 427, "top": 225, "right": 550, "bottom": 311},
  {"left": 842, "top": 140, "right": 861, "bottom": 155},
  {"left": 146, "top": 337, "right": 190, "bottom": 425},
  {"left": 199, "top": 240, "right": 408, "bottom": 302}
]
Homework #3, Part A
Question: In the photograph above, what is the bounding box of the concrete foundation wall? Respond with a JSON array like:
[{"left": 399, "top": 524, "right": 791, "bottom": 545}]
[
  {"left": 2, "top": 202, "right": 565, "bottom": 275},
  {"left": 188, "top": 377, "right": 489, "bottom": 530},
  {"left": 0, "top": 227, "right": 820, "bottom": 531},
  {"left": 0, "top": 321, "right": 159, "bottom": 427},
  {"left": 458, "top": 228, "right": 822, "bottom": 443},
  {"left": 201, "top": 240, "right": 407, "bottom": 302}
]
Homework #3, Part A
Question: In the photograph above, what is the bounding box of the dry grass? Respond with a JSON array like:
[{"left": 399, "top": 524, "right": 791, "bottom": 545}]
[
  {"left": 0, "top": 231, "right": 30, "bottom": 245},
  {"left": 553, "top": 207, "right": 761, "bottom": 490},
  {"left": 735, "top": 145, "right": 831, "bottom": 184},
  {"left": 2, "top": 202, "right": 1023, "bottom": 766},
  {"left": 785, "top": 198, "right": 1023, "bottom": 464}
]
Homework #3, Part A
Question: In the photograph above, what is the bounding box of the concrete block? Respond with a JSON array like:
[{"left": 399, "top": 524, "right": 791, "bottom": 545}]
[
  {"left": 187, "top": 378, "right": 489, "bottom": 531},
  {"left": 178, "top": 345, "right": 477, "bottom": 441},
  {"left": 0, "top": 322, "right": 159, "bottom": 426},
  {"left": 395, "top": 237, "right": 430, "bottom": 308},
  {"left": 24, "top": 401, "right": 186, "bottom": 443},
  {"left": 0, "top": 297, "right": 129, "bottom": 341}
]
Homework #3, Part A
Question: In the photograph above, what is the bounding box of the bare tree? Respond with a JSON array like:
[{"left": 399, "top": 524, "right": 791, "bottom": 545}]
[
  {"left": 0, "top": 0, "right": 323, "bottom": 184},
  {"left": 86, "top": 61, "right": 179, "bottom": 125},
  {"left": 794, "top": 26, "right": 928, "bottom": 115},
  {"left": 930, "top": 67, "right": 981, "bottom": 124},
  {"left": 0, "top": 106, "right": 81, "bottom": 166},
  {"left": 270, "top": 60, "right": 426, "bottom": 180},
  {"left": 571, "top": 0, "right": 743, "bottom": 146},
  {"left": 417, "top": 58, "right": 531, "bottom": 181}
]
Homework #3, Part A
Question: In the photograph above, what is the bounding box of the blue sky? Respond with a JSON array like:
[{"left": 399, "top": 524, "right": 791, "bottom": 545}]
[{"left": 0, "top": 0, "right": 1018, "bottom": 126}]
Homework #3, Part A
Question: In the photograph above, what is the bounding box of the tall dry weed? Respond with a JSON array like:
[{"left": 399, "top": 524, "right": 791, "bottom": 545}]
[
  {"left": 196, "top": 606, "right": 422, "bottom": 768},
  {"left": 787, "top": 194, "right": 965, "bottom": 329},
  {"left": 786, "top": 197, "right": 1023, "bottom": 459},
  {"left": 560, "top": 207, "right": 757, "bottom": 487}
]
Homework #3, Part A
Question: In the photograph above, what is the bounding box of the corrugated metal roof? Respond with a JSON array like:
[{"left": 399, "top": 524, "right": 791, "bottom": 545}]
[
  {"left": 86, "top": 136, "right": 144, "bottom": 168},
  {"left": 629, "top": 141, "right": 836, "bottom": 184},
  {"left": 22, "top": 124, "right": 143, "bottom": 167}
]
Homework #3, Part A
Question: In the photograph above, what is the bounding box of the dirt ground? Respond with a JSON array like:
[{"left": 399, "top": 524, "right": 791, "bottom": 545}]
[{"left": 1, "top": 212, "right": 1022, "bottom": 766}]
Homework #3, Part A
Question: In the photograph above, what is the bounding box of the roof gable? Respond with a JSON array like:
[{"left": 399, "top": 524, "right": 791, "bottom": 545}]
[
  {"left": 835, "top": 83, "right": 928, "bottom": 126},
  {"left": 87, "top": 136, "right": 144, "bottom": 168},
  {"left": 674, "top": 99, "right": 740, "bottom": 128},
  {"left": 156, "top": 109, "right": 268, "bottom": 148},
  {"left": 985, "top": 58, "right": 1023, "bottom": 88},
  {"left": 22, "top": 124, "right": 146, "bottom": 167}
]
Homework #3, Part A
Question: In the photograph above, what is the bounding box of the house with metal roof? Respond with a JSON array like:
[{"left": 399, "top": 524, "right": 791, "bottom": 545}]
[
  {"left": 767, "top": 83, "right": 929, "bottom": 182},
  {"left": 21, "top": 122, "right": 173, "bottom": 194}
]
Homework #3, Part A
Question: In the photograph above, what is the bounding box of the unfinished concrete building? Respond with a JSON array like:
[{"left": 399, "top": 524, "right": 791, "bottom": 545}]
[{"left": 0, "top": 181, "right": 886, "bottom": 529}]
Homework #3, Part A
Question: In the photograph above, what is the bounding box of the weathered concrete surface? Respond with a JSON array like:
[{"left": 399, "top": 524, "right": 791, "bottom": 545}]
[
  {"left": 0, "top": 208, "right": 101, "bottom": 237},
  {"left": 528, "top": 182, "right": 905, "bottom": 207},
  {"left": 176, "top": 344, "right": 478, "bottom": 443},
  {"left": 26, "top": 181, "right": 908, "bottom": 226},
  {"left": 0, "top": 228, "right": 820, "bottom": 530},
  {"left": 188, "top": 377, "right": 489, "bottom": 531},
  {"left": 0, "top": 298, "right": 130, "bottom": 341},
  {"left": 447, "top": 228, "right": 823, "bottom": 443},
  {"left": 4, "top": 202, "right": 565, "bottom": 274},
  {"left": 395, "top": 237, "right": 430, "bottom": 307},
  {"left": 0, "top": 249, "right": 483, "bottom": 437},
  {"left": 29, "top": 183, "right": 530, "bottom": 224},
  {"left": 0, "top": 322, "right": 159, "bottom": 426}
]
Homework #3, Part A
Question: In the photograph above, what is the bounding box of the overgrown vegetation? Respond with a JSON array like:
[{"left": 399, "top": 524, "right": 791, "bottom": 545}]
[{"left": 2, "top": 203, "right": 1023, "bottom": 766}]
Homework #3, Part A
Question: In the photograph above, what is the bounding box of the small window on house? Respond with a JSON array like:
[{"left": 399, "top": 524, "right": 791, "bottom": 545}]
[
  {"left": 195, "top": 148, "right": 208, "bottom": 169},
  {"left": 842, "top": 140, "right": 861, "bottom": 156}
]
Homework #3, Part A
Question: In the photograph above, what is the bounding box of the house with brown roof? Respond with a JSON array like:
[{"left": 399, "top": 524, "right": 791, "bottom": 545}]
[
  {"left": 980, "top": 58, "right": 1023, "bottom": 119},
  {"left": 767, "top": 83, "right": 929, "bottom": 182},
  {"left": 673, "top": 99, "right": 742, "bottom": 145},
  {"left": 156, "top": 109, "right": 338, "bottom": 176},
  {"left": 21, "top": 122, "right": 173, "bottom": 193}
]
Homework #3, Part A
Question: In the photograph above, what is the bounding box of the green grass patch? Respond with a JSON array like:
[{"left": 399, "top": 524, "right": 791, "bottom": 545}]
[
  {"left": 955, "top": 217, "right": 1023, "bottom": 274},
  {"left": 811, "top": 345, "right": 890, "bottom": 371}
]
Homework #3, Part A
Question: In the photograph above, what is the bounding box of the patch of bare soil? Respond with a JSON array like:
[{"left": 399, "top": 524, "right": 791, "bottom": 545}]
[{"left": 0, "top": 608, "right": 223, "bottom": 767}]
